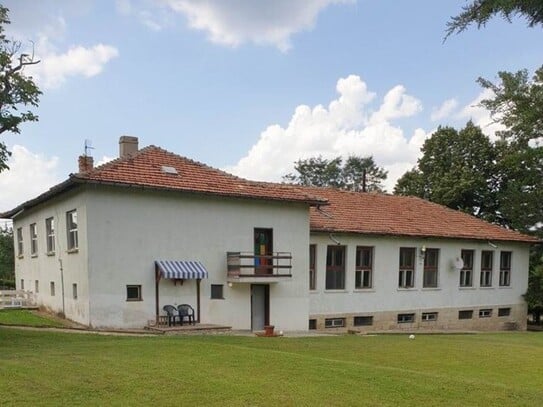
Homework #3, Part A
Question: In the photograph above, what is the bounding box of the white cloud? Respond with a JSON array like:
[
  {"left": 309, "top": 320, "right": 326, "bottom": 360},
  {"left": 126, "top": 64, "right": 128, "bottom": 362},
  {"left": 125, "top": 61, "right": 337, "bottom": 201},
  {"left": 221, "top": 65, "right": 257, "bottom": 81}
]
[
  {"left": 225, "top": 75, "right": 428, "bottom": 192},
  {"left": 96, "top": 155, "right": 115, "bottom": 166},
  {"left": 457, "top": 89, "right": 505, "bottom": 139},
  {"left": 30, "top": 42, "right": 119, "bottom": 89},
  {"left": 5, "top": 1, "right": 118, "bottom": 89},
  {"left": 158, "top": 0, "right": 353, "bottom": 51},
  {"left": 431, "top": 98, "right": 458, "bottom": 121},
  {"left": 0, "top": 146, "right": 61, "bottom": 214}
]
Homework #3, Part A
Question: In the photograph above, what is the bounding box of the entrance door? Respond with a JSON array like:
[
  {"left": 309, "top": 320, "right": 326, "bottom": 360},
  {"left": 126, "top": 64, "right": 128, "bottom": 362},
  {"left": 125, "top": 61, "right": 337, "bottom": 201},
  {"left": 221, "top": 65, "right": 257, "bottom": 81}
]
[
  {"left": 254, "top": 228, "right": 273, "bottom": 275},
  {"left": 251, "top": 284, "right": 269, "bottom": 331}
]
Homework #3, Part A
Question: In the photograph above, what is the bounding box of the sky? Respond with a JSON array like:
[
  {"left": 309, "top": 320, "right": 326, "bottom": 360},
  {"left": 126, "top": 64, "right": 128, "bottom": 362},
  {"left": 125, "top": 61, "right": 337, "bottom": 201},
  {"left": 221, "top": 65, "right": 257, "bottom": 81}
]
[{"left": 1, "top": 0, "right": 542, "bottom": 219}]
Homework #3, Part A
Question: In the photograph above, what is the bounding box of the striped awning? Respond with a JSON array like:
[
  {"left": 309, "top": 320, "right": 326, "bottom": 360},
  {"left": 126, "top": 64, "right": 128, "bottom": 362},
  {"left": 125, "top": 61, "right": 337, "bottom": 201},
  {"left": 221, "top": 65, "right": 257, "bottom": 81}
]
[{"left": 155, "top": 260, "right": 209, "bottom": 279}]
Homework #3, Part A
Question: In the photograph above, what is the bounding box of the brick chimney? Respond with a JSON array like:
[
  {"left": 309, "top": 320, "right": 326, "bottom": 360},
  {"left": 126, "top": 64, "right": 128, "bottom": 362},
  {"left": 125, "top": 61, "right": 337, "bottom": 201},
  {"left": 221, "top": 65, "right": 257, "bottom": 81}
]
[
  {"left": 78, "top": 155, "right": 94, "bottom": 173},
  {"left": 119, "top": 135, "right": 139, "bottom": 158}
]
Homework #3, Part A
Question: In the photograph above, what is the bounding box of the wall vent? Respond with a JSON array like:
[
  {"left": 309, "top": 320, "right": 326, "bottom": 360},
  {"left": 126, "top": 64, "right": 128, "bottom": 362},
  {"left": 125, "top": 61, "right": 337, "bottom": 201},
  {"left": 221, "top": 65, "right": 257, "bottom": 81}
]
[{"left": 161, "top": 165, "right": 178, "bottom": 175}]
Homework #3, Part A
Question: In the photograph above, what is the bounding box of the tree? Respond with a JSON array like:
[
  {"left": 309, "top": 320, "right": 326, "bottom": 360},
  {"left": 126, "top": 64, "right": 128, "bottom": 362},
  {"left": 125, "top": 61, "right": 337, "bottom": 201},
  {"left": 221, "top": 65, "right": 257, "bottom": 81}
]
[
  {"left": 0, "top": 5, "right": 41, "bottom": 172},
  {"left": 0, "top": 225, "right": 14, "bottom": 286},
  {"left": 446, "top": 0, "right": 543, "bottom": 38},
  {"left": 284, "top": 155, "right": 387, "bottom": 192},
  {"left": 394, "top": 122, "right": 498, "bottom": 220},
  {"left": 524, "top": 263, "right": 543, "bottom": 324}
]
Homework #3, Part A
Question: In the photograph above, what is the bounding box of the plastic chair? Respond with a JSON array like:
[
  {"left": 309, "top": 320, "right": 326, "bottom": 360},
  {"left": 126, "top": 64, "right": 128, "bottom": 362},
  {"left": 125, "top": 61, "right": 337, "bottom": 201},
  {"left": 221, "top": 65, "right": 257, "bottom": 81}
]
[
  {"left": 162, "top": 305, "right": 178, "bottom": 326},
  {"left": 177, "top": 304, "right": 195, "bottom": 325}
]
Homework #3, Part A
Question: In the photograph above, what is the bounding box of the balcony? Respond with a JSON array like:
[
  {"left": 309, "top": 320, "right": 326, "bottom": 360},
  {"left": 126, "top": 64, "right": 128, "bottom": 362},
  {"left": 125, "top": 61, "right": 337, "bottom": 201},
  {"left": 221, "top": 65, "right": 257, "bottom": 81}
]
[{"left": 226, "top": 252, "right": 292, "bottom": 283}]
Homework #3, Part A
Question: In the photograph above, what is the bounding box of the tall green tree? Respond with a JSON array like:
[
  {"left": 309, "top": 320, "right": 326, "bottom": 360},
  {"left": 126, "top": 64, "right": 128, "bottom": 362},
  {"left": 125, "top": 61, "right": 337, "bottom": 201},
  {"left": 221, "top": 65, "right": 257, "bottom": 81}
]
[
  {"left": 0, "top": 225, "right": 14, "bottom": 284},
  {"left": 394, "top": 122, "right": 497, "bottom": 220},
  {"left": 524, "top": 263, "right": 543, "bottom": 324},
  {"left": 284, "top": 155, "right": 387, "bottom": 192},
  {"left": 0, "top": 5, "right": 41, "bottom": 172},
  {"left": 446, "top": 0, "right": 543, "bottom": 38}
]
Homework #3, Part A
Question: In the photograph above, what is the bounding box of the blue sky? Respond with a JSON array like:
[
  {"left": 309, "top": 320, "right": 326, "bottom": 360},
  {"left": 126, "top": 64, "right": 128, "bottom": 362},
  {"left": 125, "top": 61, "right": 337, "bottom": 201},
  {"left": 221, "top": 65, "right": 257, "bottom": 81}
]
[{"left": 1, "top": 0, "right": 542, "bottom": 215}]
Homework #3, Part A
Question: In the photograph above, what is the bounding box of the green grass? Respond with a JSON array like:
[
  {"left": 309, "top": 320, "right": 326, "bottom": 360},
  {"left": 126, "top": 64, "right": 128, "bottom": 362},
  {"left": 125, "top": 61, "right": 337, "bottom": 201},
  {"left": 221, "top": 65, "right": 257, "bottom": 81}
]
[
  {"left": 0, "top": 330, "right": 542, "bottom": 406},
  {"left": 0, "top": 310, "right": 68, "bottom": 328}
]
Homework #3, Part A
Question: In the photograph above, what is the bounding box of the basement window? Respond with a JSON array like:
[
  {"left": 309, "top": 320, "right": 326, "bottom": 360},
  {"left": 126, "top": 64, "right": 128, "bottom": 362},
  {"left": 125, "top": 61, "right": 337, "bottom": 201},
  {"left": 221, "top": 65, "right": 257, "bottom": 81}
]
[
  {"left": 479, "top": 309, "right": 492, "bottom": 318},
  {"left": 422, "top": 312, "right": 438, "bottom": 322},
  {"left": 325, "top": 318, "right": 345, "bottom": 328},
  {"left": 397, "top": 313, "right": 415, "bottom": 323},
  {"left": 353, "top": 316, "right": 373, "bottom": 326},
  {"left": 458, "top": 310, "right": 473, "bottom": 319},
  {"left": 126, "top": 285, "right": 142, "bottom": 301},
  {"left": 308, "top": 319, "right": 317, "bottom": 330},
  {"left": 498, "top": 308, "right": 511, "bottom": 317}
]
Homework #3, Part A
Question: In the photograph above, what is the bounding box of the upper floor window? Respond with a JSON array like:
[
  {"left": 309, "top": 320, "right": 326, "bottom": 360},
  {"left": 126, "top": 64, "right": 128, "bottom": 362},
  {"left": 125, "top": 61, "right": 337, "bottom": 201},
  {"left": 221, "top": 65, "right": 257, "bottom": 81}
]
[
  {"left": 460, "top": 249, "right": 474, "bottom": 287},
  {"left": 355, "top": 246, "right": 373, "bottom": 289},
  {"left": 499, "top": 251, "right": 512, "bottom": 287},
  {"left": 480, "top": 251, "right": 493, "bottom": 287},
  {"left": 399, "top": 247, "right": 415, "bottom": 288},
  {"left": 16, "top": 227, "right": 23, "bottom": 257},
  {"left": 66, "top": 210, "right": 78, "bottom": 251},
  {"left": 45, "top": 217, "right": 55, "bottom": 254},
  {"left": 326, "top": 245, "right": 345, "bottom": 290},
  {"left": 30, "top": 223, "right": 38, "bottom": 256},
  {"left": 423, "top": 248, "right": 439, "bottom": 288},
  {"left": 309, "top": 244, "right": 316, "bottom": 291}
]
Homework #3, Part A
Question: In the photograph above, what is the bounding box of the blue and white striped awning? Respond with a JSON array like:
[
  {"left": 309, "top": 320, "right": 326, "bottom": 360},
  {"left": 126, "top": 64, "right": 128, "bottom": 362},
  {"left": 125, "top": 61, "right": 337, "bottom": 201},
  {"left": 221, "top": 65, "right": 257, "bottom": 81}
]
[{"left": 155, "top": 260, "right": 209, "bottom": 279}]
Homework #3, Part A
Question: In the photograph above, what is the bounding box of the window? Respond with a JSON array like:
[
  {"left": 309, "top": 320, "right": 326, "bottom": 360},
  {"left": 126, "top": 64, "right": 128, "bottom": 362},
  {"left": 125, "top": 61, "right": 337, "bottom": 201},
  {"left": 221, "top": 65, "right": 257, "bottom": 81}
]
[
  {"left": 422, "top": 312, "right": 438, "bottom": 322},
  {"left": 397, "top": 313, "right": 415, "bottom": 323},
  {"left": 309, "top": 244, "right": 316, "bottom": 290},
  {"left": 308, "top": 319, "right": 317, "bottom": 330},
  {"left": 458, "top": 310, "right": 473, "bottom": 319},
  {"left": 498, "top": 307, "right": 511, "bottom": 317},
  {"left": 480, "top": 251, "right": 493, "bottom": 287},
  {"left": 460, "top": 250, "right": 474, "bottom": 287},
  {"left": 398, "top": 248, "right": 415, "bottom": 288},
  {"left": 355, "top": 246, "right": 373, "bottom": 289},
  {"left": 35, "top": 280, "right": 39, "bottom": 293},
  {"left": 423, "top": 248, "right": 439, "bottom": 288},
  {"left": 479, "top": 309, "right": 492, "bottom": 318},
  {"left": 72, "top": 283, "right": 78, "bottom": 300},
  {"left": 50, "top": 281, "right": 55, "bottom": 296},
  {"left": 16, "top": 227, "right": 23, "bottom": 257},
  {"left": 326, "top": 246, "right": 345, "bottom": 290},
  {"left": 354, "top": 316, "right": 373, "bottom": 326},
  {"left": 66, "top": 210, "right": 78, "bottom": 251},
  {"left": 126, "top": 285, "right": 142, "bottom": 301},
  {"left": 325, "top": 318, "right": 345, "bottom": 328},
  {"left": 20, "top": 279, "right": 24, "bottom": 290},
  {"left": 211, "top": 284, "right": 224, "bottom": 299},
  {"left": 499, "top": 251, "right": 512, "bottom": 287},
  {"left": 30, "top": 223, "right": 38, "bottom": 256},
  {"left": 45, "top": 217, "right": 55, "bottom": 253}
]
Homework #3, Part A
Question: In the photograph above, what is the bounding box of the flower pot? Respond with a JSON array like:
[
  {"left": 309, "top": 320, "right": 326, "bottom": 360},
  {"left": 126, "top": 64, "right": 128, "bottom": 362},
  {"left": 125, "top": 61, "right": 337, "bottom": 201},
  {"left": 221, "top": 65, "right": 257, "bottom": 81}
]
[{"left": 264, "top": 325, "right": 275, "bottom": 336}]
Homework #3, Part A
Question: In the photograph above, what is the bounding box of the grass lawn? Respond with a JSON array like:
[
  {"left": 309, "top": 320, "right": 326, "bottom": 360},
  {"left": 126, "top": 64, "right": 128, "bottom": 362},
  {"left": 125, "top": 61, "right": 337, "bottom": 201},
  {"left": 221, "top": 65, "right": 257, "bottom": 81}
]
[
  {"left": 0, "top": 329, "right": 542, "bottom": 406},
  {"left": 0, "top": 310, "right": 68, "bottom": 328}
]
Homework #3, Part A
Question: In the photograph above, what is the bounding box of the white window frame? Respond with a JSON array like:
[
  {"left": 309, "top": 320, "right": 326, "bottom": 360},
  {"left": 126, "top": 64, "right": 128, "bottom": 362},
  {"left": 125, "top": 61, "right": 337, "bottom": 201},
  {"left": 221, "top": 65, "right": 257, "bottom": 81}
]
[
  {"left": 324, "top": 318, "right": 345, "bottom": 328},
  {"left": 479, "top": 309, "right": 492, "bottom": 318},
  {"left": 66, "top": 210, "right": 78, "bottom": 251},
  {"left": 480, "top": 251, "right": 493, "bottom": 287},
  {"left": 499, "top": 251, "right": 511, "bottom": 287},
  {"left": 30, "top": 223, "right": 38, "bottom": 256},
  {"left": 399, "top": 248, "right": 415, "bottom": 288},
  {"left": 423, "top": 248, "right": 439, "bottom": 288},
  {"left": 16, "top": 227, "right": 23, "bottom": 257},
  {"left": 422, "top": 312, "right": 438, "bottom": 321},
  {"left": 460, "top": 249, "right": 474, "bottom": 287},
  {"left": 45, "top": 217, "right": 55, "bottom": 254},
  {"left": 397, "top": 313, "right": 415, "bottom": 323},
  {"left": 355, "top": 246, "right": 373, "bottom": 289}
]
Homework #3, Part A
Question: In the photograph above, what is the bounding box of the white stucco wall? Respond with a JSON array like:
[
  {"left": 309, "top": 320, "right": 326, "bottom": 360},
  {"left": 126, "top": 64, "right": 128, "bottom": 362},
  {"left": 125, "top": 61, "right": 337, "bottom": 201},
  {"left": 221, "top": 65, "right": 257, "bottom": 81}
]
[
  {"left": 309, "top": 233, "right": 530, "bottom": 316},
  {"left": 84, "top": 186, "right": 310, "bottom": 330},
  {"left": 12, "top": 190, "right": 91, "bottom": 325}
]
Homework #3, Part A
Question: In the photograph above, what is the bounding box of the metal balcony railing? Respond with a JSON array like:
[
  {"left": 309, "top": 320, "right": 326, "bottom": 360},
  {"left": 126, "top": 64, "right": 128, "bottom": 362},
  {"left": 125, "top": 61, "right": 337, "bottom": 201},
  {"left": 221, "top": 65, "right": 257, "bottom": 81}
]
[{"left": 227, "top": 252, "right": 292, "bottom": 278}]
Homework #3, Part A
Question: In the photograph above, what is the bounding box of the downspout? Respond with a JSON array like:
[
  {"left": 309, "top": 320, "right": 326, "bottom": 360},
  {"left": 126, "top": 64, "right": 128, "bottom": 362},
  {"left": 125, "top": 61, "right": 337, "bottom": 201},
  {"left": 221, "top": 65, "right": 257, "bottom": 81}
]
[{"left": 58, "top": 258, "right": 65, "bottom": 316}]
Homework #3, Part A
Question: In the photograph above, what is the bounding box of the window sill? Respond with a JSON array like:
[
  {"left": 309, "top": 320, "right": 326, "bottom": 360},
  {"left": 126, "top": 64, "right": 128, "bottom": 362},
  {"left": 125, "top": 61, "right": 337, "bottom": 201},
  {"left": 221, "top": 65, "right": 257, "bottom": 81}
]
[
  {"left": 126, "top": 298, "right": 143, "bottom": 302},
  {"left": 324, "top": 289, "right": 348, "bottom": 293},
  {"left": 211, "top": 297, "right": 225, "bottom": 300},
  {"left": 459, "top": 286, "right": 476, "bottom": 290},
  {"left": 353, "top": 288, "right": 375, "bottom": 293},
  {"left": 31, "top": 254, "right": 38, "bottom": 258},
  {"left": 66, "top": 248, "right": 79, "bottom": 254},
  {"left": 17, "top": 255, "right": 24, "bottom": 259},
  {"left": 479, "top": 286, "right": 495, "bottom": 290},
  {"left": 498, "top": 286, "right": 512, "bottom": 289},
  {"left": 46, "top": 252, "right": 56, "bottom": 257},
  {"left": 397, "top": 287, "right": 417, "bottom": 291},
  {"left": 421, "top": 287, "right": 441, "bottom": 291}
]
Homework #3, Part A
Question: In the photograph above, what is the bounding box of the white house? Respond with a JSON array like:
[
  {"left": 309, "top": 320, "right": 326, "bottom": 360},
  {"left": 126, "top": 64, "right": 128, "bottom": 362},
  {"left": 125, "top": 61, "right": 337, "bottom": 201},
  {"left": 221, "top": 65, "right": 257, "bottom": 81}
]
[{"left": 1, "top": 136, "right": 538, "bottom": 331}]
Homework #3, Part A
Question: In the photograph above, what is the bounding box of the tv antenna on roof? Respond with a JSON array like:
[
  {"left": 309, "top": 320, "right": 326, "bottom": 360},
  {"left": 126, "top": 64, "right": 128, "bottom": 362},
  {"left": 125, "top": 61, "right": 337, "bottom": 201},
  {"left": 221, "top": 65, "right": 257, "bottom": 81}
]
[{"left": 84, "top": 139, "right": 95, "bottom": 157}]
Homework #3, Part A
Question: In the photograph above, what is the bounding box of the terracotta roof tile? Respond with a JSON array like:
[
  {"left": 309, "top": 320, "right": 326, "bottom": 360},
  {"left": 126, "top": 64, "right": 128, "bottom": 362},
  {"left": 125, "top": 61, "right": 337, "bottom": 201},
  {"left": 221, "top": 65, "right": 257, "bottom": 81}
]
[
  {"left": 306, "top": 187, "right": 538, "bottom": 243},
  {"left": 74, "top": 146, "right": 326, "bottom": 205}
]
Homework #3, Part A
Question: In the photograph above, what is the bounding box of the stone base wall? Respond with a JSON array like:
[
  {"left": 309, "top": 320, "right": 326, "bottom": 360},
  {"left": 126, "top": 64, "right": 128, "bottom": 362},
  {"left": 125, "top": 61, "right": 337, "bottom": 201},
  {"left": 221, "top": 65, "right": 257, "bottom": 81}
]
[{"left": 310, "top": 303, "right": 527, "bottom": 332}]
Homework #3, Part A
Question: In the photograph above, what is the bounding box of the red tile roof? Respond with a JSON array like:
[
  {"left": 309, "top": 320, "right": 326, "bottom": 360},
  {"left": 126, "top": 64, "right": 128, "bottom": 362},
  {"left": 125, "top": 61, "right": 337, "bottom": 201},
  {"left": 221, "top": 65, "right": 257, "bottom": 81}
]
[
  {"left": 307, "top": 187, "right": 539, "bottom": 243},
  {"left": 0, "top": 146, "right": 326, "bottom": 218}
]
